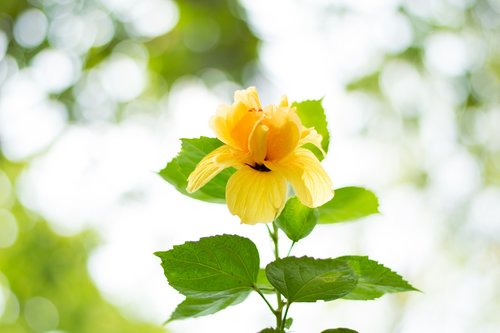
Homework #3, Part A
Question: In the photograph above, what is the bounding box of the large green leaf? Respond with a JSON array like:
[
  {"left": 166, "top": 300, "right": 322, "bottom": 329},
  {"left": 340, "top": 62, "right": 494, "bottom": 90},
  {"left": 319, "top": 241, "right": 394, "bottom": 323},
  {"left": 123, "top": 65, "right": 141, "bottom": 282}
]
[
  {"left": 338, "top": 256, "right": 418, "bottom": 300},
  {"left": 265, "top": 256, "right": 357, "bottom": 303},
  {"left": 275, "top": 197, "right": 319, "bottom": 242},
  {"left": 155, "top": 234, "right": 260, "bottom": 298},
  {"left": 318, "top": 187, "right": 379, "bottom": 224},
  {"left": 293, "top": 99, "right": 330, "bottom": 159},
  {"left": 168, "top": 292, "right": 249, "bottom": 322},
  {"left": 158, "top": 137, "right": 235, "bottom": 203},
  {"left": 322, "top": 329, "right": 358, "bottom": 333}
]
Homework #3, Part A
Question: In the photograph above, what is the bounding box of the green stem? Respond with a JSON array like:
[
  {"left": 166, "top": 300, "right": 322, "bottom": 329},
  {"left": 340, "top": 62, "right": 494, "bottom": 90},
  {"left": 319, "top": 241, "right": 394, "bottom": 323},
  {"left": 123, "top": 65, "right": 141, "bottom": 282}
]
[
  {"left": 266, "top": 222, "right": 293, "bottom": 331},
  {"left": 271, "top": 222, "right": 285, "bottom": 331},
  {"left": 286, "top": 241, "right": 296, "bottom": 257},
  {"left": 280, "top": 302, "right": 292, "bottom": 331},
  {"left": 272, "top": 222, "right": 280, "bottom": 259},
  {"left": 253, "top": 284, "right": 275, "bottom": 315}
]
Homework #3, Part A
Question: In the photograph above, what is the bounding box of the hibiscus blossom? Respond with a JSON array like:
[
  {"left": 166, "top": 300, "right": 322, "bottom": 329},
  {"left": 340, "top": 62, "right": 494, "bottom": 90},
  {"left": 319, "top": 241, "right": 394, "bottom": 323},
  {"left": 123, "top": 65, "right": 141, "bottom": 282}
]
[{"left": 187, "top": 87, "right": 333, "bottom": 224}]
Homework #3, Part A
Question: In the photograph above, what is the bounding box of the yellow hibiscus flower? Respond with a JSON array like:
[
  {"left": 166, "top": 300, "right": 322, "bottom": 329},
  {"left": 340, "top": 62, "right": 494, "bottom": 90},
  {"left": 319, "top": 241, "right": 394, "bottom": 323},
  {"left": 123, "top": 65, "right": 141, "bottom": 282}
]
[{"left": 187, "top": 87, "right": 333, "bottom": 224}]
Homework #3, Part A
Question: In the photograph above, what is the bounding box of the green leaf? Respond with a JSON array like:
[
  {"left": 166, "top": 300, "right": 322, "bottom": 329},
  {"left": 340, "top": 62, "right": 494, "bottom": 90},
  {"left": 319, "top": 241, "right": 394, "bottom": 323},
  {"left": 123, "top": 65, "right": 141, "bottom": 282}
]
[
  {"left": 256, "top": 269, "right": 274, "bottom": 294},
  {"left": 338, "top": 256, "right": 418, "bottom": 300},
  {"left": 258, "top": 328, "right": 279, "bottom": 333},
  {"left": 322, "top": 328, "right": 358, "bottom": 333},
  {"left": 275, "top": 197, "right": 319, "bottom": 242},
  {"left": 284, "top": 317, "right": 293, "bottom": 329},
  {"left": 155, "top": 234, "right": 260, "bottom": 298},
  {"left": 169, "top": 292, "right": 249, "bottom": 321},
  {"left": 318, "top": 187, "right": 379, "bottom": 224},
  {"left": 293, "top": 99, "right": 330, "bottom": 158},
  {"left": 265, "top": 256, "right": 357, "bottom": 303},
  {"left": 158, "top": 137, "right": 235, "bottom": 203}
]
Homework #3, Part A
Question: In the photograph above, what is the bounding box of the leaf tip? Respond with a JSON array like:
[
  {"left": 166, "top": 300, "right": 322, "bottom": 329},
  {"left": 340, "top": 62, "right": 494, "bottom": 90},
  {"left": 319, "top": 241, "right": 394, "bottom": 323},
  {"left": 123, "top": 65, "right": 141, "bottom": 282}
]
[
  {"left": 410, "top": 285, "right": 422, "bottom": 293},
  {"left": 153, "top": 251, "right": 166, "bottom": 258}
]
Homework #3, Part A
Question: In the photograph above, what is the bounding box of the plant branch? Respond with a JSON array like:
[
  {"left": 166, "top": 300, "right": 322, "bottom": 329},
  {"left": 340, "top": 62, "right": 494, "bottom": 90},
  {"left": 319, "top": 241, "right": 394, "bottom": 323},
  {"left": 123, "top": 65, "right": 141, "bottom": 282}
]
[
  {"left": 253, "top": 284, "right": 276, "bottom": 315},
  {"left": 280, "top": 302, "right": 292, "bottom": 331},
  {"left": 271, "top": 221, "right": 285, "bottom": 330}
]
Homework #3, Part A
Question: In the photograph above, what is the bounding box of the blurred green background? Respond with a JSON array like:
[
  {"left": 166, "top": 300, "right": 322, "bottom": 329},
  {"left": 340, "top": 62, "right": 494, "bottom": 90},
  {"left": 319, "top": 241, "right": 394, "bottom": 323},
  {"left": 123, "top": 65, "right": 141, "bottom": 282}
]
[
  {"left": 1, "top": 0, "right": 500, "bottom": 332},
  {"left": 1, "top": 0, "right": 259, "bottom": 332}
]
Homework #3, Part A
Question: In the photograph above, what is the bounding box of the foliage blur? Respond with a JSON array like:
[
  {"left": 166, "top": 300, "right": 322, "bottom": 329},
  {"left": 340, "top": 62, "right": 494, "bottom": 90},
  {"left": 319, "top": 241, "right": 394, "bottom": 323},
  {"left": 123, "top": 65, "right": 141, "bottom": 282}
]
[
  {"left": 0, "top": 188, "right": 165, "bottom": 333},
  {"left": 1, "top": 0, "right": 258, "bottom": 332}
]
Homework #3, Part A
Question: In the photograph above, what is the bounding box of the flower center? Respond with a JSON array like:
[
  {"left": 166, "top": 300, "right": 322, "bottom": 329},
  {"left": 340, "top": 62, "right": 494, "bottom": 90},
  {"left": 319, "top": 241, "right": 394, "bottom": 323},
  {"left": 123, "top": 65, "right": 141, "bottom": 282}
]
[
  {"left": 248, "top": 108, "right": 263, "bottom": 112},
  {"left": 247, "top": 163, "right": 271, "bottom": 172}
]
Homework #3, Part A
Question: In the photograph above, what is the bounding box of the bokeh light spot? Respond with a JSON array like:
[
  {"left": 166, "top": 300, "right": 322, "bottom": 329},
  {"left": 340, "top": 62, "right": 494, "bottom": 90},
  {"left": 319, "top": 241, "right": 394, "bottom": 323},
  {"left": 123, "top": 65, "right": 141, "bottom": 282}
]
[
  {"left": 0, "top": 289, "right": 20, "bottom": 324},
  {"left": 31, "top": 49, "right": 79, "bottom": 93},
  {"left": 380, "top": 60, "right": 424, "bottom": 115},
  {"left": 0, "top": 290, "right": 4, "bottom": 319},
  {"left": 85, "top": 10, "right": 115, "bottom": 47},
  {"left": 0, "top": 272, "right": 7, "bottom": 317},
  {"left": 0, "top": 74, "right": 68, "bottom": 160},
  {"left": 24, "top": 297, "right": 59, "bottom": 332},
  {"left": 373, "top": 12, "right": 413, "bottom": 53},
  {"left": 127, "top": 0, "right": 179, "bottom": 38},
  {"left": 0, "top": 209, "right": 18, "bottom": 248},
  {"left": 99, "top": 55, "right": 146, "bottom": 102},
  {"left": 0, "top": 171, "right": 12, "bottom": 207},
  {"left": 424, "top": 32, "right": 470, "bottom": 77},
  {"left": 13, "top": 9, "right": 48, "bottom": 48},
  {"left": 99, "top": 0, "right": 136, "bottom": 14},
  {"left": 48, "top": 14, "right": 93, "bottom": 53},
  {"left": 0, "top": 31, "right": 8, "bottom": 62},
  {"left": 467, "top": 187, "right": 500, "bottom": 241},
  {"left": 0, "top": 56, "right": 19, "bottom": 85}
]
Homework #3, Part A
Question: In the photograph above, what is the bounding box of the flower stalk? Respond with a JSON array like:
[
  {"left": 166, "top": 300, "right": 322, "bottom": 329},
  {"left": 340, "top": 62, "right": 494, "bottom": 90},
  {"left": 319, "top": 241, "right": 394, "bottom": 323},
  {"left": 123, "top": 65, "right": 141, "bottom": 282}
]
[{"left": 263, "top": 222, "right": 289, "bottom": 331}]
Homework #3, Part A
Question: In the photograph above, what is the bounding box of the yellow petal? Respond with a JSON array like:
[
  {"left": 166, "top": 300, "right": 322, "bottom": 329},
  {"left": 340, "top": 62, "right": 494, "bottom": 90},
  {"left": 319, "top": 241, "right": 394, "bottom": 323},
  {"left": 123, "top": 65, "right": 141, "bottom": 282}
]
[
  {"left": 234, "top": 86, "right": 261, "bottom": 110},
  {"left": 226, "top": 166, "right": 287, "bottom": 224},
  {"left": 210, "top": 104, "right": 237, "bottom": 147},
  {"left": 263, "top": 105, "right": 301, "bottom": 161},
  {"left": 210, "top": 102, "right": 264, "bottom": 151},
  {"left": 279, "top": 95, "right": 289, "bottom": 107},
  {"left": 268, "top": 148, "right": 333, "bottom": 207},
  {"left": 248, "top": 122, "right": 269, "bottom": 164},
  {"left": 187, "top": 145, "right": 243, "bottom": 193},
  {"left": 299, "top": 127, "right": 326, "bottom": 157}
]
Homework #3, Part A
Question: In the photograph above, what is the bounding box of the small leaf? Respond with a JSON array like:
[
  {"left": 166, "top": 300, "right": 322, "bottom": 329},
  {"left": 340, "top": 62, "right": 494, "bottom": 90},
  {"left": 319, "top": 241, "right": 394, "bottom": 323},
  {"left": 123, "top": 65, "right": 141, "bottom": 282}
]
[
  {"left": 169, "top": 292, "right": 248, "bottom": 321},
  {"left": 256, "top": 269, "right": 274, "bottom": 294},
  {"left": 338, "top": 256, "right": 418, "bottom": 300},
  {"left": 293, "top": 99, "right": 330, "bottom": 156},
  {"left": 265, "top": 256, "right": 357, "bottom": 303},
  {"left": 155, "top": 234, "right": 260, "bottom": 298},
  {"left": 318, "top": 187, "right": 379, "bottom": 224},
  {"left": 275, "top": 197, "right": 319, "bottom": 242},
  {"left": 258, "top": 328, "right": 279, "bottom": 333},
  {"left": 322, "top": 328, "right": 358, "bottom": 333},
  {"left": 284, "top": 317, "right": 293, "bottom": 329},
  {"left": 159, "top": 137, "right": 235, "bottom": 203}
]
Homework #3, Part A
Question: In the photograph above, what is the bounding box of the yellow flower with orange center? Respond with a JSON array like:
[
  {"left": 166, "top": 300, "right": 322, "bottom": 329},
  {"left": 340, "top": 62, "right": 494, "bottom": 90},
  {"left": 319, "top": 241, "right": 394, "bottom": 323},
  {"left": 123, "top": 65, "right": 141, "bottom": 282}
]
[{"left": 187, "top": 87, "right": 333, "bottom": 224}]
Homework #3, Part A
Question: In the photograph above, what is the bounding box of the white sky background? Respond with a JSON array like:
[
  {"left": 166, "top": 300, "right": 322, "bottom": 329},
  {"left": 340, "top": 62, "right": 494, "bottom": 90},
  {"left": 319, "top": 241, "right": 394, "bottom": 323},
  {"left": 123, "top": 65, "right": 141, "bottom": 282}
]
[{"left": 1, "top": 0, "right": 500, "bottom": 332}]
